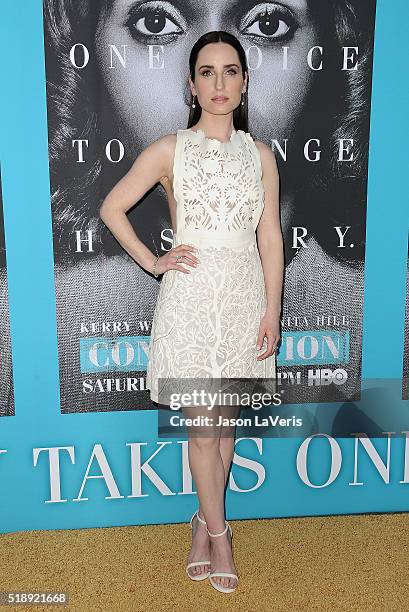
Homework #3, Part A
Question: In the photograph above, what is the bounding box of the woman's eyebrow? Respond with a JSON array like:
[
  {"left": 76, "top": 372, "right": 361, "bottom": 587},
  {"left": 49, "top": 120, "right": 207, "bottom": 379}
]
[{"left": 197, "top": 63, "right": 240, "bottom": 70}]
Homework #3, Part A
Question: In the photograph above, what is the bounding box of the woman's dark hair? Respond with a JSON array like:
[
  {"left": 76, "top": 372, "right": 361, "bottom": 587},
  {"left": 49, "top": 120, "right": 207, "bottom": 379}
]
[
  {"left": 43, "top": 0, "right": 376, "bottom": 266},
  {"left": 186, "top": 31, "right": 249, "bottom": 134}
]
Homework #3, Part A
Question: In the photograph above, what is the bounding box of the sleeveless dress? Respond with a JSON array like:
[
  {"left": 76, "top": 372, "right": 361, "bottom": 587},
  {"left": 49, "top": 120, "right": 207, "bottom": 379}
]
[{"left": 146, "top": 127, "right": 277, "bottom": 404}]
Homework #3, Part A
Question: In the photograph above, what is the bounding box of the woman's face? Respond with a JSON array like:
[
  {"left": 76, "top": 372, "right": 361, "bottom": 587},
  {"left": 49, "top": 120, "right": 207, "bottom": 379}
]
[
  {"left": 189, "top": 43, "right": 247, "bottom": 123},
  {"left": 95, "top": 0, "right": 320, "bottom": 155}
]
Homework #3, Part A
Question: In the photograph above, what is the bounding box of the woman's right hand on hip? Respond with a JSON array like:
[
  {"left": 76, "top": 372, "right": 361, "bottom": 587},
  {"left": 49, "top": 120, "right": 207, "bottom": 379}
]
[{"left": 155, "top": 244, "right": 200, "bottom": 275}]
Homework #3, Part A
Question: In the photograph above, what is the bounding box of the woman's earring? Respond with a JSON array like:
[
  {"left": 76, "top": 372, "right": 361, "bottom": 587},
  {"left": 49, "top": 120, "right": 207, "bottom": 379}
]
[
  {"left": 192, "top": 95, "right": 196, "bottom": 109},
  {"left": 241, "top": 93, "right": 245, "bottom": 106}
]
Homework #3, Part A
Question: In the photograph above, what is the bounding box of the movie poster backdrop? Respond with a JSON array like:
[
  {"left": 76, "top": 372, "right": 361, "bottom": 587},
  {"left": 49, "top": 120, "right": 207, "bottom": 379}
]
[
  {"left": 42, "top": 0, "right": 377, "bottom": 416},
  {"left": 0, "top": 166, "right": 15, "bottom": 417}
]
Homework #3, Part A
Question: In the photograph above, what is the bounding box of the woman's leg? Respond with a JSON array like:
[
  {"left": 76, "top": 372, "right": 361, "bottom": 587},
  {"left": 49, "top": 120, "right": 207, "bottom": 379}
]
[
  {"left": 208, "top": 405, "right": 240, "bottom": 589},
  {"left": 184, "top": 403, "right": 240, "bottom": 589},
  {"left": 218, "top": 405, "right": 241, "bottom": 485},
  {"left": 184, "top": 403, "right": 224, "bottom": 579}
]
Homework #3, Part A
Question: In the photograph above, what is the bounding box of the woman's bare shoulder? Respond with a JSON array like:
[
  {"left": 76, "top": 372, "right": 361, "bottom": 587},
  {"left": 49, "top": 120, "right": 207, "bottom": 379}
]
[
  {"left": 148, "top": 132, "right": 177, "bottom": 153},
  {"left": 254, "top": 139, "right": 275, "bottom": 157},
  {"left": 140, "top": 133, "right": 177, "bottom": 182},
  {"left": 160, "top": 133, "right": 178, "bottom": 181},
  {"left": 156, "top": 132, "right": 178, "bottom": 145},
  {"left": 254, "top": 139, "right": 277, "bottom": 168}
]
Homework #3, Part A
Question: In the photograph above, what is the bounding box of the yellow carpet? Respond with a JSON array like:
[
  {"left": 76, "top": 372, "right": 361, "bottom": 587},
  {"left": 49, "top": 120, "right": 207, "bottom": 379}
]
[{"left": 1, "top": 513, "right": 408, "bottom": 612}]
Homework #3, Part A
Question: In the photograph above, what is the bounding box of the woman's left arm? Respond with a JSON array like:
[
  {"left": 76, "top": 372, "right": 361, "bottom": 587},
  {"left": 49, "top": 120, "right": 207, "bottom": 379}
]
[{"left": 254, "top": 141, "right": 284, "bottom": 357}]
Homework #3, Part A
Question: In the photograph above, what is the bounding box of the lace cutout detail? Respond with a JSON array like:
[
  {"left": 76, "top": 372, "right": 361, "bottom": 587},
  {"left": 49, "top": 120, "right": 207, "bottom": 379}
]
[
  {"left": 145, "top": 242, "right": 277, "bottom": 400},
  {"left": 177, "top": 129, "right": 265, "bottom": 234}
]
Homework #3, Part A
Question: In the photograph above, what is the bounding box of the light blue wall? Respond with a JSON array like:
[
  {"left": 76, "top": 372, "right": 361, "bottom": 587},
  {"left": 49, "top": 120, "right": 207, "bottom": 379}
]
[{"left": 0, "top": 0, "right": 408, "bottom": 533}]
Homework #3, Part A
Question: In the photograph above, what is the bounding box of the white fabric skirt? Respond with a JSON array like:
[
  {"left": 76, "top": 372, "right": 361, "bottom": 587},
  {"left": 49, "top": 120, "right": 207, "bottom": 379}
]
[{"left": 146, "top": 232, "right": 277, "bottom": 404}]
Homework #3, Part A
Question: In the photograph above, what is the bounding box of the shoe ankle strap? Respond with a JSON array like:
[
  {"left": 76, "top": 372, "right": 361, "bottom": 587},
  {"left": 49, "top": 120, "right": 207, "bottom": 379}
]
[
  {"left": 190, "top": 509, "right": 207, "bottom": 526},
  {"left": 207, "top": 520, "right": 229, "bottom": 538},
  {"left": 196, "top": 510, "right": 207, "bottom": 525}
]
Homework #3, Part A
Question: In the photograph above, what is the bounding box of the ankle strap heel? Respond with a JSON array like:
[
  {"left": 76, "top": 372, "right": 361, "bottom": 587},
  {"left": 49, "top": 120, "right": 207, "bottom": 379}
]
[
  {"left": 186, "top": 509, "right": 210, "bottom": 582},
  {"left": 206, "top": 520, "right": 238, "bottom": 593},
  {"left": 189, "top": 509, "right": 207, "bottom": 527},
  {"left": 206, "top": 520, "right": 232, "bottom": 539}
]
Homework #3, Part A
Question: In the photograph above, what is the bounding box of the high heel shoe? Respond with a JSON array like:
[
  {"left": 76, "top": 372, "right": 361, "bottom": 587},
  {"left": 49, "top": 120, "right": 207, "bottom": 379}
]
[
  {"left": 185, "top": 510, "right": 211, "bottom": 581},
  {"left": 207, "top": 521, "right": 239, "bottom": 594}
]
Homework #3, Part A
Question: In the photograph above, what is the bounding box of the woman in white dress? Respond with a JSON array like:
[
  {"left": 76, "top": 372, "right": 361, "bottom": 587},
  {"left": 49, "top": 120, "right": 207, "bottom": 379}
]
[{"left": 100, "top": 32, "right": 284, "bottom": 594}]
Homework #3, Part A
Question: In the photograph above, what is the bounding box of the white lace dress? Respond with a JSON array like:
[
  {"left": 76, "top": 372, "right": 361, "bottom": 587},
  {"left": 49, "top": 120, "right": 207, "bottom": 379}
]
[{"left": 146, "top": 127, "right": 277, "bottom": 404}]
